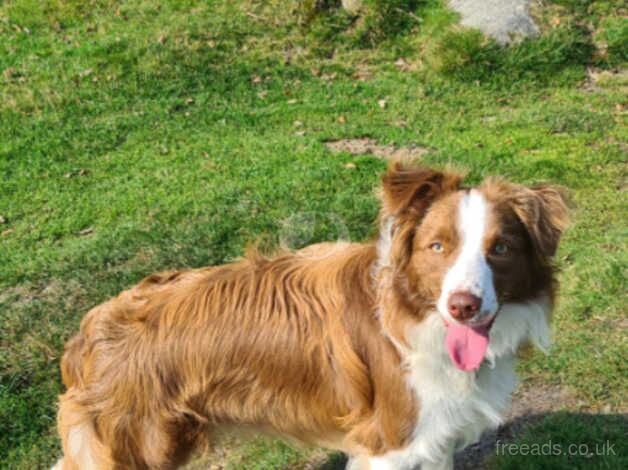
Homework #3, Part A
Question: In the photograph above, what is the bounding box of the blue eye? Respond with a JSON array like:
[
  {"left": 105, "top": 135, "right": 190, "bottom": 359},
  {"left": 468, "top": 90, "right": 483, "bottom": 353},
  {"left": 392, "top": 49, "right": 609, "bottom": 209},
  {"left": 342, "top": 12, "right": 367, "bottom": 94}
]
[
  {"left": 493, "top": 243, "right": 509, "bottom": 255},
  {"left": 430, "top": 242, "right": 444, "bottom": 253}
]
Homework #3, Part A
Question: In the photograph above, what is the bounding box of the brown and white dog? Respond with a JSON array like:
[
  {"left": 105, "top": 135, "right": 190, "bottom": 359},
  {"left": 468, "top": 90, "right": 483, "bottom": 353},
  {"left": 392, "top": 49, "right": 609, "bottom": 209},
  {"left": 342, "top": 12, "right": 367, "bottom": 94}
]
[{"left": 54, "top": 161, "right": 569, "bottom": 470}]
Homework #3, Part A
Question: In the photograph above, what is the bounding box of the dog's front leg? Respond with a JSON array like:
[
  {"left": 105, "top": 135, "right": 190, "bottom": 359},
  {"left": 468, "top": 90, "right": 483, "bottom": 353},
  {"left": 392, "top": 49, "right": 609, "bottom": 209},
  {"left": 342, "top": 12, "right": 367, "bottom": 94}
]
[
  {"left": 420, "top": 449, "right": 454, "bottom": 470},
  {"left": 346, "top": 454, "right": 396, "bottom": 470},
  {"left": 346, "top": 455, "right": 368, "bottom": 470}
]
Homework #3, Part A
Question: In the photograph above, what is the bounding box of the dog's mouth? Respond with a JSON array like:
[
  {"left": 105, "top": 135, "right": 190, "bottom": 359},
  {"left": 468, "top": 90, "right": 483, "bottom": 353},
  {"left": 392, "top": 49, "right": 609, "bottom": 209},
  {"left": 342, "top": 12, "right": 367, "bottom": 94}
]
[{"left": 443, "top": 312, "right": 497, "bottom": 372}]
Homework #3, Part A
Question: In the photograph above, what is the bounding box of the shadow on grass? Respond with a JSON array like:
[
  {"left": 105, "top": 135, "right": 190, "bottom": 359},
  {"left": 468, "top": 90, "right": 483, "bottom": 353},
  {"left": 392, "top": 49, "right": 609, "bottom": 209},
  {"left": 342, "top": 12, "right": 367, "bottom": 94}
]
[
  {"left": 433, "top": 25, "right": 595, "bottom": 89},
  {"left": 460, "top": 411, "right": 627, "bottom": 470},
  {"left": 313, "top": 452, "right": 348, "bottom": 470},
  {"left": 311, "top": 412, "right": 627, "bottom": 470}
]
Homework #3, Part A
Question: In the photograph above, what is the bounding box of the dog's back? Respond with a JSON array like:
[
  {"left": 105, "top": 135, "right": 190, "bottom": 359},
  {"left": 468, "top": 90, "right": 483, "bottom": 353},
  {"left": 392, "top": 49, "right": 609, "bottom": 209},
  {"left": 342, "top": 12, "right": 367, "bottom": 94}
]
[{"left": 55, "top": 244, "right": 414, "bottom": 469}]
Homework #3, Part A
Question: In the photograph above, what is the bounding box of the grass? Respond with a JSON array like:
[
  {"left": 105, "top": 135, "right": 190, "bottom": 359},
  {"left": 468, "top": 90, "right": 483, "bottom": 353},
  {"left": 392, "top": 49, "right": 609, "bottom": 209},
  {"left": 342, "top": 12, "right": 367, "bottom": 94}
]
[{"left": 0, "top": 0, "right": 626, "bottom": 468}]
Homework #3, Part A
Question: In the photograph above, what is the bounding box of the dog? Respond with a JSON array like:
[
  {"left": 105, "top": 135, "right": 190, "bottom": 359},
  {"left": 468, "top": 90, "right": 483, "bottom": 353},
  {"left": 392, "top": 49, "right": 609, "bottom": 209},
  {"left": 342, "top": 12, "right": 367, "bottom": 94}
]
[{"left": 54, "top": 161, "right": 569, "bottom": 470}]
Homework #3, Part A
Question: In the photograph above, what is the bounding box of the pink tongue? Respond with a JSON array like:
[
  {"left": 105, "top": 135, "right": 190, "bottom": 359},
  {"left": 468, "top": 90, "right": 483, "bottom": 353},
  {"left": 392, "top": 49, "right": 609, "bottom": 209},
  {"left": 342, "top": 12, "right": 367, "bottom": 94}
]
[{"left": 445, "top": 324, "right": 490, "bottom": 371}]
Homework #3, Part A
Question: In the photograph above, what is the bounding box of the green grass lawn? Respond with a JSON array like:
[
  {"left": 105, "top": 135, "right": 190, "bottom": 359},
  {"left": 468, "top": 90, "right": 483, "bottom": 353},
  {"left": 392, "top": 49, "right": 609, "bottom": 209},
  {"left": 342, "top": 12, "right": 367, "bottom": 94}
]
[{"left": 1, "top": 0, "right": 626, "bottom": 468}]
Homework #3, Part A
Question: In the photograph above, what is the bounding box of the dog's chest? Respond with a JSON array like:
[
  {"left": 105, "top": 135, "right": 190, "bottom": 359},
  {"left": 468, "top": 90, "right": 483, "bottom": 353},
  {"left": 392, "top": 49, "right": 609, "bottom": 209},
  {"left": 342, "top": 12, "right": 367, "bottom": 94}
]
[{"left": 390, "top": 320, "right": 517, "bottom": 468}]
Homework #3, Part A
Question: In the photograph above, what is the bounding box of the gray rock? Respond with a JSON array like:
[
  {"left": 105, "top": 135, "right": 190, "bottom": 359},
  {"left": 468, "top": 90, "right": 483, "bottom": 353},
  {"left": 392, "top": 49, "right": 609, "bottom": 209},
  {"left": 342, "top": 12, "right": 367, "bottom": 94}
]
[{"left": 449, "top": 0, "right": 540, "bottom": 44}]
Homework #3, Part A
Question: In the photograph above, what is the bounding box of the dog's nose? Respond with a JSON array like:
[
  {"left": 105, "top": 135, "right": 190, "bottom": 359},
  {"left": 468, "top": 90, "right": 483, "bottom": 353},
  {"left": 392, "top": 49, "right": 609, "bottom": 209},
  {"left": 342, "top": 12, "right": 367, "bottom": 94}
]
[{"left": 447, "top": 292, "right": 482, "bottom": 321}]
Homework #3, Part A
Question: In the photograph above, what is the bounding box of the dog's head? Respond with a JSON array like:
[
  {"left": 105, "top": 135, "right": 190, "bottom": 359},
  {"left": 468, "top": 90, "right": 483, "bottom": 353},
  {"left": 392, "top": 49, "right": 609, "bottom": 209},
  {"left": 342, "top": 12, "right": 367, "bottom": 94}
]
[{"left": 378, "top": 161, "right": 570, "bottom": 370}]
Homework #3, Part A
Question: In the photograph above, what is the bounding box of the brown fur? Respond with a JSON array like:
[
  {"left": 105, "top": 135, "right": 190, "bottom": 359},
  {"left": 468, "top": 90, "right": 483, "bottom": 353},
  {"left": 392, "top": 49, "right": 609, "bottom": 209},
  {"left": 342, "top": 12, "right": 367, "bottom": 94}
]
[
  {"left": 58, "top": 244, "right": 416, "bottom": 469},
  {"left": 56, "top": 161, "right": 569, "bottom": 469}
]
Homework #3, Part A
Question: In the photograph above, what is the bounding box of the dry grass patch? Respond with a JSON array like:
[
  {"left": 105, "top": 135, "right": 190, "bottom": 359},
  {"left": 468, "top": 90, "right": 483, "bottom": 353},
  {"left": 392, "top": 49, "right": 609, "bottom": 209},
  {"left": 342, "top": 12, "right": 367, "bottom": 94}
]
[{"left": 582, "top": 67, "right": 628, "bottom": 93}]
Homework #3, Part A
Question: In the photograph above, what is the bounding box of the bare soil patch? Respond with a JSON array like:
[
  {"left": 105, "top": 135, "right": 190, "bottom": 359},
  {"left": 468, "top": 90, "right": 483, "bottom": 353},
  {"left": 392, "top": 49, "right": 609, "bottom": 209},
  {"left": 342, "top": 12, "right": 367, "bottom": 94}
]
[{"left": 325, "top": 138, "right": 429, "bottom": 160}]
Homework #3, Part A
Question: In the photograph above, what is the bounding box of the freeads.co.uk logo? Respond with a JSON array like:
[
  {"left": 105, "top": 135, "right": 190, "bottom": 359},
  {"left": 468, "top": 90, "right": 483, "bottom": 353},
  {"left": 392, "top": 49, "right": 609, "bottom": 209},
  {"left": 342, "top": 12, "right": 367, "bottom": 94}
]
[{"left": 495, "top": 439, "right": 617, "bottom": 457}]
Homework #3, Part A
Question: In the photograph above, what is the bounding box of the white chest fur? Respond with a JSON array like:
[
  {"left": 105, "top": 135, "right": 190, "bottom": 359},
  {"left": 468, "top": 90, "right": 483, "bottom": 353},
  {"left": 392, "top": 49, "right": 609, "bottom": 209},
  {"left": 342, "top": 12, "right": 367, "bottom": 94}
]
[{"left": 369, "top": 300, "right": 550, "bottom": 470}]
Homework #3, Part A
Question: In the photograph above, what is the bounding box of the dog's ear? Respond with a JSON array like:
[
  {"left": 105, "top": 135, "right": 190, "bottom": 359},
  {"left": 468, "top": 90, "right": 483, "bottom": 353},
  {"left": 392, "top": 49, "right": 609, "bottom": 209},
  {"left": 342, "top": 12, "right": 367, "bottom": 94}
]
[
  {"left": 510, "top": 184, "right": 571, "bottom": 258},
  {"left": 381, "top": 160, "right": 462, "bottom": 220}
]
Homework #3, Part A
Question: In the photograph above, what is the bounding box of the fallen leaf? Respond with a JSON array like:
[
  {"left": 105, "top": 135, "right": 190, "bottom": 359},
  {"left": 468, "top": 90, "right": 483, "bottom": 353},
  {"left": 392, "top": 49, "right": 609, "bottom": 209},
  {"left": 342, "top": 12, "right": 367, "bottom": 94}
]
[
  {"left": 394, "top": 119, "right": 408, "bottom": 128},
  {"left": 3, "top": 68, "right": 17, "bottom": 79},
  {"left": 344, "top": 162, "right": 356, "bottom": 169},
  {"left": 250, "top": 75, "right": 262, "bottom": 85},
  {"left": 293, "top": 120, "right": 303, "bottom": 127},
  {"left": 78, "top": 227, "right": 93, "bottom": 236},
  {"left": 0, "top": 215, "right": 6, "bottom": 224},
  {"left": 294, "top": 130, "right": 306, "bottom": 137},
  {"left": 378, "top": 99, "right": 387, "bottom": 109},
  {"left": 287, "top": 99, "right": 298, "bottom": 105},
  {"left": 353, "top": 65, "right": 374, "bottom": 81},
  {"left": 185, "top": 97, "right": 194, "bottom": 105},
  {"left": 1, "top": 229, "right": 13, "bottom": 237},
  {"left": 65, "top": 169, "right": 89, "bottom": 178},
  {"left": 394, "top": 58, "right": 409, "bottom": 72},
  {"left": 337, "top": 115, "right": 347, "bottom": 124},
  {"left": 256, "top": 90, "right": 268, "bottom": 99}
]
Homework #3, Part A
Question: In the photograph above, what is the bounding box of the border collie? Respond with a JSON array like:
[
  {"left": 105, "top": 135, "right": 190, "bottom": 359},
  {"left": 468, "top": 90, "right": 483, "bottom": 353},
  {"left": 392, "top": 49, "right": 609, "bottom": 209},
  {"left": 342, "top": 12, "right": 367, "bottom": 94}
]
[{"left": 54, "top": 161, "right": 569, "bottom": 470}]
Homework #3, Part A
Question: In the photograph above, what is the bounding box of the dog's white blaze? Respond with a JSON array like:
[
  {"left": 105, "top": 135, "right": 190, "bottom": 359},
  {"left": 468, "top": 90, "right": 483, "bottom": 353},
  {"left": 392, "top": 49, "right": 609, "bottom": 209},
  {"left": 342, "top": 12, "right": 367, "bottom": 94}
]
[{"left": 437, "top": 190, "right": 498, "bottom": 322}]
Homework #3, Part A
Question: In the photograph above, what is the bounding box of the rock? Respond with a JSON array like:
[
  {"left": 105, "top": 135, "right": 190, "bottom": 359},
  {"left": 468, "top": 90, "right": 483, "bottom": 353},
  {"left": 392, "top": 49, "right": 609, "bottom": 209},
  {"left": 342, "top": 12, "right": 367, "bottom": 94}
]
[{"left": 449, "top": 0, "right": 539, "bottom": 45}]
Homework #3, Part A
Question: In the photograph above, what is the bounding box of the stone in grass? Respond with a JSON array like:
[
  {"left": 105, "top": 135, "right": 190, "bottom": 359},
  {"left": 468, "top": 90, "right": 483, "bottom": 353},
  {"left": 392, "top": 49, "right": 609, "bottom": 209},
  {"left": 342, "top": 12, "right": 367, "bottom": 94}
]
[
  {"left": 342, "top": 1, "right": 539, "bottom": 45},
  {"left": 449, "top": 0, "right": 540, "bottom": 45}
]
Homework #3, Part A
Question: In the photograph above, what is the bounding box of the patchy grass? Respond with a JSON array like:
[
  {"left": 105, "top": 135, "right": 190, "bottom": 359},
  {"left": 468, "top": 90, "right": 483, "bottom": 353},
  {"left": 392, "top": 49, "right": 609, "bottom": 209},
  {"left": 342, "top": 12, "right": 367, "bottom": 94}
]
[{"left": 0, "top": 0, "right": 626, "bottom": 468}]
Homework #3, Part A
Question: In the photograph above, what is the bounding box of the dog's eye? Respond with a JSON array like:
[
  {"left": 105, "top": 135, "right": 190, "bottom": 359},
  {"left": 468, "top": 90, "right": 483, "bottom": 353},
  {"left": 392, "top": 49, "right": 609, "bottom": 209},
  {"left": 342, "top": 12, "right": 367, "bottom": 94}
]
[
  {"left": 430, "top": 242, "right": 444, "bottom": 253},
  {"left": 493, "top": 242, "right": 509, "bottom": 255}
]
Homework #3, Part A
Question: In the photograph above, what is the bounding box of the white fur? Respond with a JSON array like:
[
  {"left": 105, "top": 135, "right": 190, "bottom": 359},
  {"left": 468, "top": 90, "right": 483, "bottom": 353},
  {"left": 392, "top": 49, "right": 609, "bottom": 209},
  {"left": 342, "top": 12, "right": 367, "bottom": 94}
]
[
  {"left": 50, "top": 459, "right": 64, "bottom": 470},
  {"left": 375, "top": 216, "right": 395, "bottom": 272},
  {"left": 67, "top": 423, "right": 97, "bottom": 469},
  {"left": 367, "top": 299, "right": 551, "bottom": 470},
  {"left": 369, "top": 189, "right": 552, "bottom": 470},
  {"left": 437, "top": 190, "right": 498, "bottom": 324}
]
